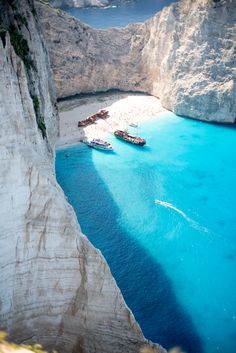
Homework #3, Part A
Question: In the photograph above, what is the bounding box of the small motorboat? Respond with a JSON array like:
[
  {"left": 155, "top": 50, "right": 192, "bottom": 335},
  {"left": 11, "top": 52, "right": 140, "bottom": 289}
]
[
  {"left": 83, "top": 138, "right": 113, "bottom": 151},
  {"left": 129, "top": 123, "right": 138, "bottom": 128},
  {"left": 114, "top": 130, "right": 146, "bottom": 146}
]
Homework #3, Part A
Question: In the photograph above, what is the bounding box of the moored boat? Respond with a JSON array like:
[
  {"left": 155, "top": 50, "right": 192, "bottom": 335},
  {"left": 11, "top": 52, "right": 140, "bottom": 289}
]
[
  {"left": 97, "top": 109, "right": 109, "bottom": 119},
  {"left": 78, "top": 109, "right": 109, "bottom": 127},
  {"left": 129, "top": 123, "right": 138, "bottom": 128},
  {"left": 83, "top": 138, "right": 113, "bottom": 151},
  {"left": 114, "top": 130, "right": 146, "bottom": 146}
]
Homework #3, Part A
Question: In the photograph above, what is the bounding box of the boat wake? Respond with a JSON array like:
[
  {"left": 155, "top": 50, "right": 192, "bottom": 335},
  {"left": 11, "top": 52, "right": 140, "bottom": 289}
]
[
  {"left": 103, "top": 5, "right": 117, "bottom": 9},
  {"left": 154, "top": 199, "right": 209, "bottom": 233}
]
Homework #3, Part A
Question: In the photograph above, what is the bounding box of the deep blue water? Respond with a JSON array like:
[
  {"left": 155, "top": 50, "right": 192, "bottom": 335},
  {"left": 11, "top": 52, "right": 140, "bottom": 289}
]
[
  {"left": 56, "top": 112, "right": 236, "bottom": 353},
  {"left": 65, "top": 0, "right": 176, "bottom": 28}
]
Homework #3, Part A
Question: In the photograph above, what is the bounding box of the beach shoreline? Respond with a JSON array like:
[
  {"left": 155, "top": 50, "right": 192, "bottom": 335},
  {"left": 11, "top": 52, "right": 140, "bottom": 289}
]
[{"left": 56, "top": 92, "right": 166, "bottom": 149}]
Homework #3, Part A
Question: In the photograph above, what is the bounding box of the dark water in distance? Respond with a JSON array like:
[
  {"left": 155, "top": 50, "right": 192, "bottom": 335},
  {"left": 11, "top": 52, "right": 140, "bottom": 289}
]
[{"left": 65, "top": 0, "right": 177, "bottom": 29}]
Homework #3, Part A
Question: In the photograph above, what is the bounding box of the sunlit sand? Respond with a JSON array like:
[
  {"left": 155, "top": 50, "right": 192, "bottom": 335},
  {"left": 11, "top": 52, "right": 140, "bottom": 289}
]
[{"left": 56, "top": 92, "right": 166, "bottom": 148}]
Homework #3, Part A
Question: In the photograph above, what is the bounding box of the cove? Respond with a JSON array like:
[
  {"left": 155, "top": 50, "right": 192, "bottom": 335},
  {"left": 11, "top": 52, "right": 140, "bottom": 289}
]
[
  {"left": 56, "top": 112, "right": 236, "bottom": 353},
  {"left": 64, "top": 0, "right": 176, "bottom": 29}
]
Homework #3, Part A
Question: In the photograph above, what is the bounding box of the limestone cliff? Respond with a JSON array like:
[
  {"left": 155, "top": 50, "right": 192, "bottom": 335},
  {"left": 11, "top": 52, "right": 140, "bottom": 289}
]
[
  {"left": 38, "top": 0, "right": 236, "bottom": 122},
  {"left": 0, "top": 1, "right": 165, "bottom": 353}
]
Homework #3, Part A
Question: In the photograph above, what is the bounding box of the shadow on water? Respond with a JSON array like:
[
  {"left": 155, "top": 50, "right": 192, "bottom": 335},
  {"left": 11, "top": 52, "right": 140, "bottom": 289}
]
[
  {"left": 178, "top": 113, "right": 236, "bottom": 131},
  {"left": 56, "top": 144, "right": 204, "bottom": 353}
]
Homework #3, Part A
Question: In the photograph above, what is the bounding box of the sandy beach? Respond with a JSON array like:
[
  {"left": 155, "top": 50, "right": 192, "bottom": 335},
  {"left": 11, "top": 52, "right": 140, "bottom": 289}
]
[{"left": 56, "top": 92, "right": 166, "bottom": 148}]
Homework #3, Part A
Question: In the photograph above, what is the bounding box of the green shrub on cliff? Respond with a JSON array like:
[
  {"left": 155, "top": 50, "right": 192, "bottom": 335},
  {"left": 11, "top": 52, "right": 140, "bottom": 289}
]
[
  {"left": 31, "top": 94, "right": 40, "bottom": 113},
  {"left": 9, "top": 25, "right": 35, "bottom": 70},
  {"left": 0, "top": 25, "right": 7, "bottom": 46},
  {"left": 13, "top": 13, "right": 28, "bottom": 29},
  {"left": 38, "top": 120, "right": 47, "bottom": 139}
]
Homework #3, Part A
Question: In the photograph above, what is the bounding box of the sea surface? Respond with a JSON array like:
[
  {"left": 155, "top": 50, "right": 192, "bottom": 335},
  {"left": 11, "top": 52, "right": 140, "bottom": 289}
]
[
  {"left": 56, "top": 112, "right": 236, "bottom": 353},
  {"left": 64, "top": 0, "right": 176, "bottom": 28}
]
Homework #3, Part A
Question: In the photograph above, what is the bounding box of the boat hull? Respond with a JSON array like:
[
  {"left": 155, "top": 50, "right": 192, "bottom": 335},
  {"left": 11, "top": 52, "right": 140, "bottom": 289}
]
[
  {"left": 84, "top": 139, "right": 113, "bottom": 151},
  {"left": 114, "top": 131, "right": 146, "bottom": 146},
  {"left": 87, "top": 144, "right": 113, "bottom": 151}
]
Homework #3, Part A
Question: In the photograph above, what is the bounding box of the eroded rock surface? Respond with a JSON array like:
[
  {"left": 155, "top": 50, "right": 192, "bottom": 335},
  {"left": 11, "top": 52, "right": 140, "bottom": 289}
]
[
  {"left": 0, "top": 1, "right": 165, "bottom": 353},
  {"left": 38, "top": 0, "right": 236, "bottom": 122}
]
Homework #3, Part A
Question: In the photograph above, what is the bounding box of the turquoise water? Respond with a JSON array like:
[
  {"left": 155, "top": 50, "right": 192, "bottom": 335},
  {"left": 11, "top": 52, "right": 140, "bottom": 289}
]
[
  {"left": 65, "top": 0, "right": 176, "bottom": 28},
  {"left": 56, "top": 112, "right": 236, "bottom": 353}
]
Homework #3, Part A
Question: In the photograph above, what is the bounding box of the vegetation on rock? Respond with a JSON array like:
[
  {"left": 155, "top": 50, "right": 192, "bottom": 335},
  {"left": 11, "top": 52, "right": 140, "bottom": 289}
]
[
  {"left": 0, "top": 25, "right": 7, "bottom": 46},
  {"left": 37, "top": 120, "right": 47, "bottom": 139},
  {"left": 31, "top": 94, "right": 40, "bottom": 113},
  {"left": 13, "top": 13, "right": 28, "bottom": 29},
  {"left": 9, "top": 25, "right": 35, "bottom": 70}
]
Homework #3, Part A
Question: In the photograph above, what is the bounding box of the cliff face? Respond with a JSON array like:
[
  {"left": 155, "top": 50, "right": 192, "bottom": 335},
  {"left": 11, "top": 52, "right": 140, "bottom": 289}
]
[
  {"left": 141, "top": 0, "right": 236, "bottom": 122},
  {"left": 0, "top": 1, "right": 165, "bottom": 353},
  {"left": 38, "top": 0, "right": 236, "bottom": 122}
]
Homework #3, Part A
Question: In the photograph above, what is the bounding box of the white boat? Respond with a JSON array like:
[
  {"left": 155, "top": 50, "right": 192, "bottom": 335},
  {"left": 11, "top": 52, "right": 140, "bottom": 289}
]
[
  {"left": 129, "top": 123, "right": 138, "bottom": 128},
  {"left": 84, "top": 138, "right": 113, "bottom": 151}
]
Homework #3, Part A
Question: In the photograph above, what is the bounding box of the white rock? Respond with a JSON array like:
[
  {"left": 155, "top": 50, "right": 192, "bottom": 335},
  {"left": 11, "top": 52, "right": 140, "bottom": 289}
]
[{"left": 0, "top": 2, "right": 165, "bottom": 353}]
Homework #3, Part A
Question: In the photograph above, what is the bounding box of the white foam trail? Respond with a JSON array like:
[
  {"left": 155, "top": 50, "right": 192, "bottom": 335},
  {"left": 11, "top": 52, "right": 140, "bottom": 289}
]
[
  {"left": 103, "top": 5, "right": 117, "bottom": 9},
  {"left": 154, "top": 199, "right": 209, "bottom": 233}
]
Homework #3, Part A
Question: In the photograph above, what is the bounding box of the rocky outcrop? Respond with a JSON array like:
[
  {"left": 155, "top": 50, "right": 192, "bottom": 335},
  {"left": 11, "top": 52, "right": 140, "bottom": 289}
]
[
  {"left": 37, "top": 0, "right": 236, "bottom": 122},
  {"left": 0, "top": 1, "right": 165, "bottom": 353}
]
